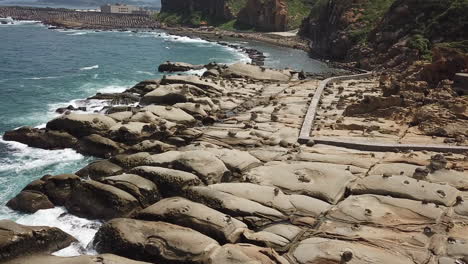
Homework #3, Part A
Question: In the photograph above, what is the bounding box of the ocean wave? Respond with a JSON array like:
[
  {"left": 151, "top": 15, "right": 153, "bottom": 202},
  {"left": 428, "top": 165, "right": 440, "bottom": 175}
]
[
  {"left": 23, "top": 76, "right": 62, "bottom": 80},
  {"left": 150, "top": 32, "right": 211, "bottom": 44},
  {"left": 136, "top": 71, "right": 155, "bottom": 76},
  {"left": 0, "top": 139, "right": 86, "bottom": 173},
  {"left": 0, "top": 18, "right": 41, "bottom": 26},
  {"left": 80, "top": 65, "right": 99, "bottom": 71},
  {"left": 68, "top": 32, "right": 90, "bottom": 36},
  {"left": 184, "top": 68, "right": 207, "bottom": 76},
  {"left": 16, "top": 207, "right": 101, "bottom": 256}
]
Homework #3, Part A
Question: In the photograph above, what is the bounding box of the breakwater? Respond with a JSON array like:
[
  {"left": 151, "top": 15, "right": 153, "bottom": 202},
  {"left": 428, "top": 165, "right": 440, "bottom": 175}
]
[{"left": 0, "top": 6, "right": 160, "bottom": 29}]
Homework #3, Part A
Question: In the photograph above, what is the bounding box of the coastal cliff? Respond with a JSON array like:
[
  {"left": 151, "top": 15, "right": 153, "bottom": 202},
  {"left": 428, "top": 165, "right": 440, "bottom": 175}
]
[
  {"left": 160, "top": 0, "right": 234, "bottom": 21},
  {"left": 237, "top": 0, "right": 288, "bottom": 31}
]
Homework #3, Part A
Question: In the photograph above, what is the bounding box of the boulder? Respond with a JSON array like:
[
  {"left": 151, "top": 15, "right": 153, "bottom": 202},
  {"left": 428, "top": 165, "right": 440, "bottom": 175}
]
[
  {"left": 287, "top": 237, "right": 416, "bottom": 264},
  {"left": 46, "top": 113, "right": 117, "bottom": 138},
  {"left": 142, "top": 105, "right": 196, "bottom": 125},
  {"left": 65, "top": 180, "right": 141, "bottom": 219},
  {"left": 130, "top": 166, "right": 202, "bottom": 196},
  {"left": 207, "top": 243, "right": 289, "bottom": 264},
  {"left": 0, "top": 220, "right": 76, "bottom": 262},
  {"left": 100, "top": 174, "right": 160, "bottom": 207},
  {"left": 160, "top": 75, "right": 224, "bottom": 96},
  {"left": 76, "top": 160, "right": 123, "bottom": 179},
  {"left": 204, "top": 149, "right": 262, "bottom": 172},
  {"left": 173, "top": 103, "right": 209, "bottom": 118},
  {"left": 158, "top": 61, "right": 203, "bottom": 72},
  {"left": 3, "top": 127, "right": 77, "bottom": 150},
  {"left": 245, "top": 162, "right": 356, "bottom": 204},
  {"left": 137, "top": 197, "right": 248, "bottom": 243},
  {"left": 220, "top": 63, "right": 291, "bottom": 82},
  {"left": 77, "top": 134, "right": 124, "bottom": 158},
  {"left": 42, "top": 174, "right": 81, "bottom": 205},
  {"left": 6, "top": 190, "right": 54, "bottom": 213},
  {"left": 94, "top": 218, "right": 220, "bottom": 263},
  {"left": 127, "top": 79, "right": 159, "bottom": 95},
  {"left": 112, "top": 152, "right": 151, "bottom": 168},
  {"left": 185, "top": 186, "right": 286, "bottom": 228},
  {"left": 129, "top": 140, "right": 176, "bottom": 153},
  {"left": 4, "top": 254, "right": 152, "bottom": 264},
  {"left": 350, "top": 175, "right": 461, "bottom": 206},
  {"left": 143, "top": 151, "right": 231, "bottom": 184},
  {"left": 88, "top": 93, "right": 140, "bottom": 105},
  {"left": 140, "top": 84, "right": 191, "bottom": 105},
  {"left": 326, "top": 195, "right": 446, "bottom": 232}
]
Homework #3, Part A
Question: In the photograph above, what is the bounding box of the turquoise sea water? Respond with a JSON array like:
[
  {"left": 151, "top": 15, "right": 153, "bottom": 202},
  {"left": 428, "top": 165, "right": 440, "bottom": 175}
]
[{"left": 0, "top": 20, "right": 332, "bottom": 255}]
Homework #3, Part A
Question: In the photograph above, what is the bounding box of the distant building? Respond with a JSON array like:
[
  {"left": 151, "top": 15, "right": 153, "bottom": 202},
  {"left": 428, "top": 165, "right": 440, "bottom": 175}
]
[{"left": 100, "top": 3, "right": 154, "bottom": 15}]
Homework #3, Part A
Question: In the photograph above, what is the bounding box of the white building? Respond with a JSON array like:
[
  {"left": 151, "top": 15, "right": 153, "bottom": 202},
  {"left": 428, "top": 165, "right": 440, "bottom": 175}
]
[{"left": 100, "top": 4, "right": 153, "bottom": 15}]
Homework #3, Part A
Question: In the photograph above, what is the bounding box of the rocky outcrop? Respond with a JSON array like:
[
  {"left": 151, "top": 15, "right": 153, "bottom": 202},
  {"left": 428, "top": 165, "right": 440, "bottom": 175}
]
[
  {"left": 0, "top": 220, "right": 76, "bottom": 262},
  {"left": 237, "top": 0, "right": 289, "bottom": 32},
  {"left": 160, "top": 0, "right": 233, "bottom": 21},
  {"left": 158, "top": 61, "right": 204, "bottom": 72},
  {"left": 4, "top": 254, "right": 152, "bottom": 264}
]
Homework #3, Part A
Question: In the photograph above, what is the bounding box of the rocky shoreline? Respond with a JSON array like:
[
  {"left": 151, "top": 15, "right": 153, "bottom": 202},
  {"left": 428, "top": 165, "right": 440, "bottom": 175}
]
[{"left": 2, "top": 61, "right": 468, "bottom": 263}]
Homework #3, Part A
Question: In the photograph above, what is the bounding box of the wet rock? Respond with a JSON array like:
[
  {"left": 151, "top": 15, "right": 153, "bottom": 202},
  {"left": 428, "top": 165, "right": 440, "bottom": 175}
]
[
  {"left": 55, "top": 105, "right": 86, "bottom": 114},
  {"left": 46, "top": 113, "right": 117, "bottom": 138},
  {"left": 137, "top": 197, "right": 248, "bottom": 243},
  {"left": 88, "top": 92, "right": 140, "bottom": 105},
  {"left": 100, "top": 174, "right": 160, "bottom": 207},
  {"left": 127, "top": 79, "right": 160, "bottom": 95},
  {"left": 94, "top": 218, "right": 219, "bottom": 263},
  {"left": 143, "top": 150, "right": 231, "bottom": 184},
  {"left": 3, "top": 127, "right": 78, "bottom": 149},
  {"left": 131, "top": 166, "right": 202, "bottom": 196},
  {"left": 76, "top": 160, "right": 123, "bottom": 179},
  {"left": 77, "top": 134, "right": 124, "bottom": 158},
  {"left": 6, "top": 190, "right": 54, "bottom": 213},
  {"left": 158, "top": 61, "right": 203, "bottom": 72},
  {"left": 0, "top": 220, "right": 76, "bottom": 262},
  {"left": 42, "top": 174, "right": 81, "bottom": 206},
  {"left": 351, "top": 175, "right": 461, "bottom": 206},
  {"left": 65, "top": 180, "right": 141, "bottom": 219}
]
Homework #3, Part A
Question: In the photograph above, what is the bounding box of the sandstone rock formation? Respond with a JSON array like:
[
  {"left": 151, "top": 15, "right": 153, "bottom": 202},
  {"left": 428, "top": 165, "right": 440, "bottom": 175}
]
[{"left": 238, "top": 0, "right": 289, "bottom": 32}]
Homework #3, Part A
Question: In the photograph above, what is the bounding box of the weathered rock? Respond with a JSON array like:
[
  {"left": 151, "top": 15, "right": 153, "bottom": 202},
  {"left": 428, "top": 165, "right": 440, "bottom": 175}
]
[
  {"left": 112, "top": 152, "right": 151, "bottom": 168},
  {"left": 140, "top": 84, "right": 192, "bottom": 105},
  {"left": 220, "top": 63, "right": 291, "bottom": 82},
  {"left": 351, "top": 175, "right": 461, "bottom": 206},
  {"left": 129, "top": 140, "right": 176, "bottom": 153},
  {"left": 185, "top": 186, "right": 286, "bottom": 227},
  {"left": 127, "top": 79, "right": 159, "bottom": 95},
  {"left": 76, "top": 160, "right": 123, "bottom": 179},
  {"left": 42, "top": 174, "right": 81, "bottom": 206},
  {"left": 286, "top": 237, "right": 416, "bottom": 264},
  {"left": 158, "top": 61, "right": 203, "bottom": 72},
  {"left": 160, "top": 75, "right": 224, "bottom": 96},
  {"left": 77, "top": 134, "right": 124, "bottom": 158},
  {"left": 326, "top": 195, "right": 446, "bottom": 232},
  {"left": 100, "top": 174, "right": 160, "bottom": 207},
  {"left": 204, "top": 149, "right": 262, "bottom": 172},
  {"left": 142, "top": 105, "right": 196, "bottom": 125},
  {"left": 0, "top": 220, "right": 76, "bottom": 262},
  {"left": 65, "top": 180, "right": 141, "bottom": 219},
  {"left": 94, "top": 218, "right": 220, "bottom": 263},
  {"left": 143, "top": 151, "right": 231, "bottom": 184},
  {"left": 207, "top": 243, "right": 289, "bottom": 264},
  {"left": 3, "top": 127, "right": 77, "bottom": 149},
  {"left": 88, "top": 92, "right": 140, "bottom": 105},
  {"left": 4, "top": 254, "right": 152, "bottom": 264},
  {"left": 137, "top": 197, "right": 248, "bottom": 243},
  {"left": 246, "top": 162, "right": 356, "bottom": 204},
  {"left": 131, "top": 166, "right": 202, "bottom": 196},
  {"left": 6, "top": 190, "right": 54, "bottom": 213},
  {"left": 46, "top": 113, "right": 117, "bottom": 138}
]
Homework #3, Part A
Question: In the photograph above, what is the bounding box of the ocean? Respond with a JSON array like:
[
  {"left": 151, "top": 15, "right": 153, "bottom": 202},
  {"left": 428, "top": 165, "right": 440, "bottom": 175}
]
[{"left": 0, "top": 19, "right": 333, "bottom": 256}]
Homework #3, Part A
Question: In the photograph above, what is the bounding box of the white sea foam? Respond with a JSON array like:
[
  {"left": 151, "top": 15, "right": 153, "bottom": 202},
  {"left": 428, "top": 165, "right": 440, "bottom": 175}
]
[
  {"left": 136, "top": 70, "right": 155, "bottom": 76},
  {"left": 68, "top": 32, "right": 89, "bottom": 36},
  {"left": 0, "top": 139, "right": 85, "bottom": 173},
  {"left": 16, "top": 207, "right": 101, "bottom": 256},
  {"left": 80, "top": 65, "right": 99, "bottom": 71},
  {"left": 23, "top": 76, "right": 62, "bottom": 80},
  {"left": 184, "top": 68, "right": 207, "bottom": 76}
]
